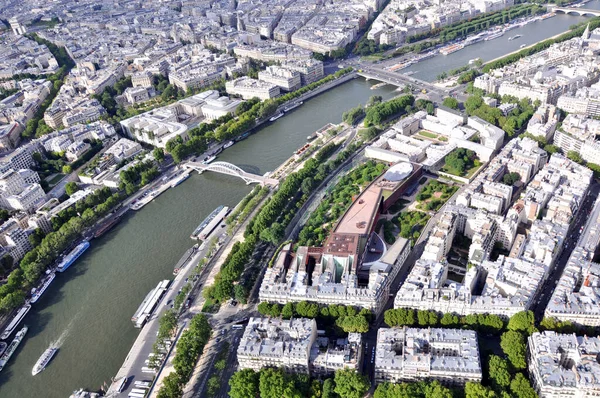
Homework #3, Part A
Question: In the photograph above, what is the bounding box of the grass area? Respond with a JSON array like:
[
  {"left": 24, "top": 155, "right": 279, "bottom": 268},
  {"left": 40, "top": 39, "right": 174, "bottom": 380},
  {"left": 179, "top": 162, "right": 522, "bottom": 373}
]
[
  {"left": 415, "top": 180, "right": 459, "bottom": 212},
  {"left": 46, "top": 173, "right": 65, "bottom": 185},
  {"left": 418, "top": 130, "right": 438, "bottom": 139},
  {"left": 201, "top": 297, "right": 220, "bottom": 313},
  {"left": 465, "top": 163, "right": 483, "bottom": 178},
  {"left": 361, "top": 54, "right": 385, "bottom": 62},
  {"left": 439, "top": 136, "right": 448, "bottom": 142}
]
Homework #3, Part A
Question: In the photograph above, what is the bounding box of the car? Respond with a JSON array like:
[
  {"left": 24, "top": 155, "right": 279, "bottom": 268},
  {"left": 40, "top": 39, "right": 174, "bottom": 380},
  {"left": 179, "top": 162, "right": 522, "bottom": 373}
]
[
  {"left": 165, "top": 299, "right": 173, "bottom": 307},
  {"left": 216, "top": 337, "right": 222, "bottom": 342}
]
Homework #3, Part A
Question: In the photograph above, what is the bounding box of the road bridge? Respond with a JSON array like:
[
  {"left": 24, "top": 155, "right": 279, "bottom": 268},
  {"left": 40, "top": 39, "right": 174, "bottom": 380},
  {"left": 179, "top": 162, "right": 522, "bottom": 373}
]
[
  {"left": 184, "top": 161, "right": 279, "bottom": 186},
  {"left": 552, "top": 6, "right": 600, "bottom": 16},
  {"left": 356, "top": 66, "right": 450, "bottom": 96}
]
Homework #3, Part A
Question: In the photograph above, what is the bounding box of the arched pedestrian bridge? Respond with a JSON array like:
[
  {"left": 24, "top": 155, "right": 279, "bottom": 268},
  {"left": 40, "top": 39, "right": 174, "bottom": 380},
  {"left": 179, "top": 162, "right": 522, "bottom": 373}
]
[
  {"left": 184, "top": 161, "right": 279, "bottom": 186},
  {"left": 552, "top": 7, "right": 600, "bottom": 16}
]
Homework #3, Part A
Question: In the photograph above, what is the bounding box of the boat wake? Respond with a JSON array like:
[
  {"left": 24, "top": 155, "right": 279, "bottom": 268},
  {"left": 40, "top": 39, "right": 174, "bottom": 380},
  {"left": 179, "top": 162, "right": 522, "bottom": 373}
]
[{"left": 51, "top": 317, "right": 76, "bottom": 349}]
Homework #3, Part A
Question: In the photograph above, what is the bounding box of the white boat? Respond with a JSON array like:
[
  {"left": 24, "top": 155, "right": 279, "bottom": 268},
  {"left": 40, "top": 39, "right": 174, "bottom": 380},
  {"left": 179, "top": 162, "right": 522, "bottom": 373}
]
[
  {"left": 170, "top": 173, "right": 190, "bottom": 188},
  {"left": 269, "top": 112, "right": 284, "bottom": 122},
  {"left": 485, "top": 31, "right": 504, "bottom": 41},
  {"left": 32, "top": 346, "right": 58, "bottom": 375},
  {"left": 1, "top": 305, "right": 31, "bottom": 340},
  {"left": 223, "top": 140, "right": 234, "bottom": 149},
  {"left": 0, "top": 326, "right": 27, "bottom": 372},
  {"left": 30, "top": 272, "right": 56, "bottom": 304},
  {"left": 520, "top": 44, "right": 527, "bottom": 48},
  {"left": 283, "top": 101, "right": 303, "bottom": 112},
  {"left": 202, "top": 155, "right": 216, "bottom": 164}
]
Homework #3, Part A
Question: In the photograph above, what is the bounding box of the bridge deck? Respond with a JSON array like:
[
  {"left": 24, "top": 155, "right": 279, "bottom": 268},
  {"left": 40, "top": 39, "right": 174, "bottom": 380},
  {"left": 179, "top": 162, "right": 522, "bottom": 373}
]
[{"left": 185, "top": 161, "right": 279, "bottom": 186}]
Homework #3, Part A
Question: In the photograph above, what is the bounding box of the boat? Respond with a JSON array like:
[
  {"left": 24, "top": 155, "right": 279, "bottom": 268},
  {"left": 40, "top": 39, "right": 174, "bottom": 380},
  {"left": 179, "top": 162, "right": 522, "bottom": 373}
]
[
  {"left": 131, "top": 280, "right": 171, "bottom": 328},
  {"left": 540, "top": 12, "right": 555, "bottom": 20},
  {"left": 468, "top": 58, "right": 481, "bottom": 65},
  {"left": 56, "top": 241, "right": 90, "bottom": 273},
  {"left": 30, "top": 272, "right": 56, "bottom": 304},
  {"left": 223, "top": 140, "right": 234, "bottom": 149},
  {"left": 93, "top": 216, "right": 122, "bottom": 239},
  {"left": 202, "top": 155, "right": 216, "bottom": 165},
  {"left": 503, "top": 24, "right": 518, "bottom": 32},
  {"left": 236, "top": 131, "right": 251, "bottom": 142},
  {"left": 371, "top": 82, "right": 387, "bottom": 90},
  {"left": 170, "top": 172, "right": 190, "bottom": 188},
  {"left": 269, "top": 112, "right": 284, "bottom": 122},
  {"left": 190, "top": 205, "right": 230, "bottom": 240},
  {"left": 485, "top": 31, "right": 504, "bottom": 41},
  {"left": 520, "top": 44, "right": 527, "bottom": 48},
  {"left": 440, "top": 43, "right": 464, "bottom": 55},
  {"left": 283, "top": 101, "right": 303, "bottom": 112},
  {"left": 174, "top": 244, "right": 198, "bottom": 275},
  {"left": 0, "top": 326, "right": 27, "bottom": 372},
  {"left": 464, "top": 32, "right": 486, "bottom": 46},
  {"left": 508, "top": 34, "right": 522, "bottom": 41},
  {"left": 32, "top": 346, "right": 58, "bottom": 375},
  {"left": 1, "top": 305, "right": 31, "bottom": 340},
  {"left": 0, "top": 342, "right": 6, "bottom": 356}
]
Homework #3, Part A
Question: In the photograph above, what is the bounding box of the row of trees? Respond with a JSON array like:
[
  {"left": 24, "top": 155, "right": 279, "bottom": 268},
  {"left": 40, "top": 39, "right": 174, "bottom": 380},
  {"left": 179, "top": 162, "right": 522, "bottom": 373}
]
[
  {"left": 257, "top": 301, "right": 373, "bottom": 333},
  {"left": 384, "top": 308, "right": 508, "bottom": 334},
  {"left": 342, "top": 105, "right": 366, "bottom": 126},
  {"left": 157, "top": 314, "right": 211, "bottom": 398},
  {"left": 297, "top": 161, "right": 387, "bottom": 247},
  {"left": 364, "top": 95, "right": 414, "bottom": 127},
  {"left": 50, "top": 186, "right": 114, "bottom": 230},
  {"left": 229, "top": 368, "right": 369, "bottom": 398},
  {"left": 0, "top": 189, "right": 123, "bottom": 312}
]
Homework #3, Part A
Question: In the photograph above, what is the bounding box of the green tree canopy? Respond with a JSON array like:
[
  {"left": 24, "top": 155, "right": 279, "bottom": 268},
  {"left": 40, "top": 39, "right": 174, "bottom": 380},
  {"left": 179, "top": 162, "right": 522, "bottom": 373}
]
[
  {"left": 229, "top": 368, "right": 259, "bottom": 398},
  {"left": 334, "top": 369, "right": 370, "bottom": 398}
]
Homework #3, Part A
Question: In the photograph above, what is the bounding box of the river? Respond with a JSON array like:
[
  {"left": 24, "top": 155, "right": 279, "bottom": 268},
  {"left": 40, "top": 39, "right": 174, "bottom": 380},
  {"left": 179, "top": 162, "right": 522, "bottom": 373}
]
[
  {"left": 0, "top": 78, "right": 397, "bottom": 398},
  {"left": 402, "top": 2, "right": 600, "bottom": 81}
]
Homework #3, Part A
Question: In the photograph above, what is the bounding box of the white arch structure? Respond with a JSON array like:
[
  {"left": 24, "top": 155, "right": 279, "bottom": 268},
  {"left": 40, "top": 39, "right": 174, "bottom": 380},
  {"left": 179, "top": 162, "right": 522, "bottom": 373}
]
[{"left": 185, "top": 161, "right": 279, "bottom": 186}]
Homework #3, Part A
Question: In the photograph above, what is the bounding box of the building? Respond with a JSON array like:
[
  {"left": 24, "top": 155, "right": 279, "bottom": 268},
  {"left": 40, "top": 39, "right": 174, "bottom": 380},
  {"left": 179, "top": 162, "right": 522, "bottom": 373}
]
[
  {"left": 528, "top": 331, "right": 600, "bottom": 398},
  {"left": 375, "top": 327, "right": 482, "bottom": 386},
  {"left": 282, "top": 59, "right": 324, "bottom": 85},
  {"left": 226, "top": 77, "right": 280, "bottom": 100},
  {"left": 65, "top": 141, "right": 91, "bottom": 162},
  {"left": 120, "top": 109, "right": 189, "bottom": 149},
  {"left": 201, "top": 97, "right": 243, "bottom": 121},
  {"left": 131, "top": 71, "right": 154, "bottom": 88},
  {"left": 0, "top": 169, "right": 46, "bottom": 212},
  {"left": 237, "top": 317, "right": 361, "bottom": 376},
  {"left": 258, "top": 65, "right": 302, "bottom": 92},
  {"left": 0, "top": 122, "right": 23, "bottom": 152}
]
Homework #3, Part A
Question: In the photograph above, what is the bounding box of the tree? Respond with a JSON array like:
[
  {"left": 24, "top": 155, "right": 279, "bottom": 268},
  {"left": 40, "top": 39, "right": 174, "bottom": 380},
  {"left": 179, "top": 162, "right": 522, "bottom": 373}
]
[
  {"left": 65, "top": 182, "right": 80, "bottom": 196},
  {"left": 488, "top": 355, "right": 511, "bottom": 390},
  {"left": 322, "top": 379, "right": 336, "bottom": 398},
  {"left": 157, "top": 373, "right": 183, "bottom": 398},
  {"left": 510, "top": 373, "right": 538, "bottom": 398},
  {"left": 501, "top": 330, "right": 527, "bottom": 370},
  {"left": 508, "top": 311, "right": 536, "bottom": 335},
  {"left": 28, "top": 228, "right": 46, "bottom": 248},
  {"left": 442, "top": 97, "right": 460, "bottom": 110},
  {"left": 502, "top": 172, "right": 521, "bottom": 186},
  {"left": 158, "top": 310, "right": 178, "bottom": 340},
  {"left": 334, "top": 369, "right": 369, "bottom": 398},
  {"left": 259, "top": 368, "right": 287, "bottom": 398},
  {"left": 567, "top": 150, "right": 584, "bottom": 165},
  {"left": 229, "top": 369, "right": 259, "bottom": 398},
  {"left": 62, "top": 165, "right": 72, "bottom": 174},
  {"left": 543, "top": 144, "right": 560, "bottom": 155},
  {"left": 282, "top": 302, "right": 295, "bottom": 319},
  {"left": 465, "top": 383, "right": 497, "bottom": 398},
  {"left": 153, "top": 147, "right": 165, "bottom": 163}
]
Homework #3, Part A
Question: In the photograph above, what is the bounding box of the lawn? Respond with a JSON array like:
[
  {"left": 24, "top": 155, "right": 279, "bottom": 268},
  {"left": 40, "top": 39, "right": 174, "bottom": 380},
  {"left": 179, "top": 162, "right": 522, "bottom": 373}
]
[
  {"left": 418, "top": 130, "right": 438, "bottom": 139},
  {"left": 46, "top": 173, "right": 65, "bottom": 185}
]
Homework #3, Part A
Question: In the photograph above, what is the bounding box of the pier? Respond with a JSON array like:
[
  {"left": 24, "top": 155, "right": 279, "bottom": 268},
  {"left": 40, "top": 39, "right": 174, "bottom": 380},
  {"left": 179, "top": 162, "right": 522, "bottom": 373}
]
[{"left": 184, "top": 161, "right": 279, "bottom": 186}]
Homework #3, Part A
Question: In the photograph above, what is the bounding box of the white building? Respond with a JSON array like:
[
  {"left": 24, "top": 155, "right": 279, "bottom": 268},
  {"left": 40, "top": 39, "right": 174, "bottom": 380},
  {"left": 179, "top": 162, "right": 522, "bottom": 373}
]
[
  {"left": 258, "top": 65, "right": 302, "bottom": 92},
  {"left": 226, "top": 77, "right": 280, "bottom": 100},
  {"left": 375, "top": 327, "right": 482, "bottom": 386},
  {"left": 528, "top": 331, "right": 600, "bottom": 398},
  {"left": 201, "top": 97, "right": 243, "bottom": 121},
  {"left": 120, "top": 109, "right": 189, "bottom": 149}
]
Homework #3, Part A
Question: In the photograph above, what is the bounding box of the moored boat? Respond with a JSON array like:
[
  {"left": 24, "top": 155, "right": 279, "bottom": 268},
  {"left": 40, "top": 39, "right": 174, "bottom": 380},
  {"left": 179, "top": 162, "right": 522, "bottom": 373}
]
[
  {"left": 440, "top": 43, "right": 464, "bottom": 55},
  {"left": 223, "top": 140, "right": 234, "bottom": 149},
  {"left": 93, "top": 216, "right": 122, "bottom": 239},
  {"left": 30, "top": 272, "right": 56, "bottom": 304},
  {"left": 170, "top": 172, "right": 190, "bottom": 188},
  {"left": 202, "top": 155, "right": 216, "bottom": 164},
  {"left": 57, "top": 241, "right": 90, "bottom": 273},
  {"left": 269, "top": 112, "right": 284, "bottom": 122},
  {"left": 31, "top": 346, "right": 58, "bottom": 375},
  {"left": 0, "top": 326, "right": 28, "bottom": 372},
  {"left": 283, "top": 101, "right": 303, "bottom": 112},
  {"left": 1, "top": 305, "right": 31, "bottom": 340}
]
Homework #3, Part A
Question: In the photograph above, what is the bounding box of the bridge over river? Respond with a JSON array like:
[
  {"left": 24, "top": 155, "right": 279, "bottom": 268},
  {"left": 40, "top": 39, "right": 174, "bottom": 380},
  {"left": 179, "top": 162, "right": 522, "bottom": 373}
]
[{"left": 184, "top": 161, "right": 279, "bottom": 186}]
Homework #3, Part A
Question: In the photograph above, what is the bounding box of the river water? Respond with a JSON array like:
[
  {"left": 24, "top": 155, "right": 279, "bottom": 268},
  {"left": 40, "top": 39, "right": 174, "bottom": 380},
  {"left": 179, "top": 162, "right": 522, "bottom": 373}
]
[
  {"left": 0, "top": 78, "right": 397, "bottom": 398},
  {"left": 402, "top": 4, "right": 600, "bottom": 81}
]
